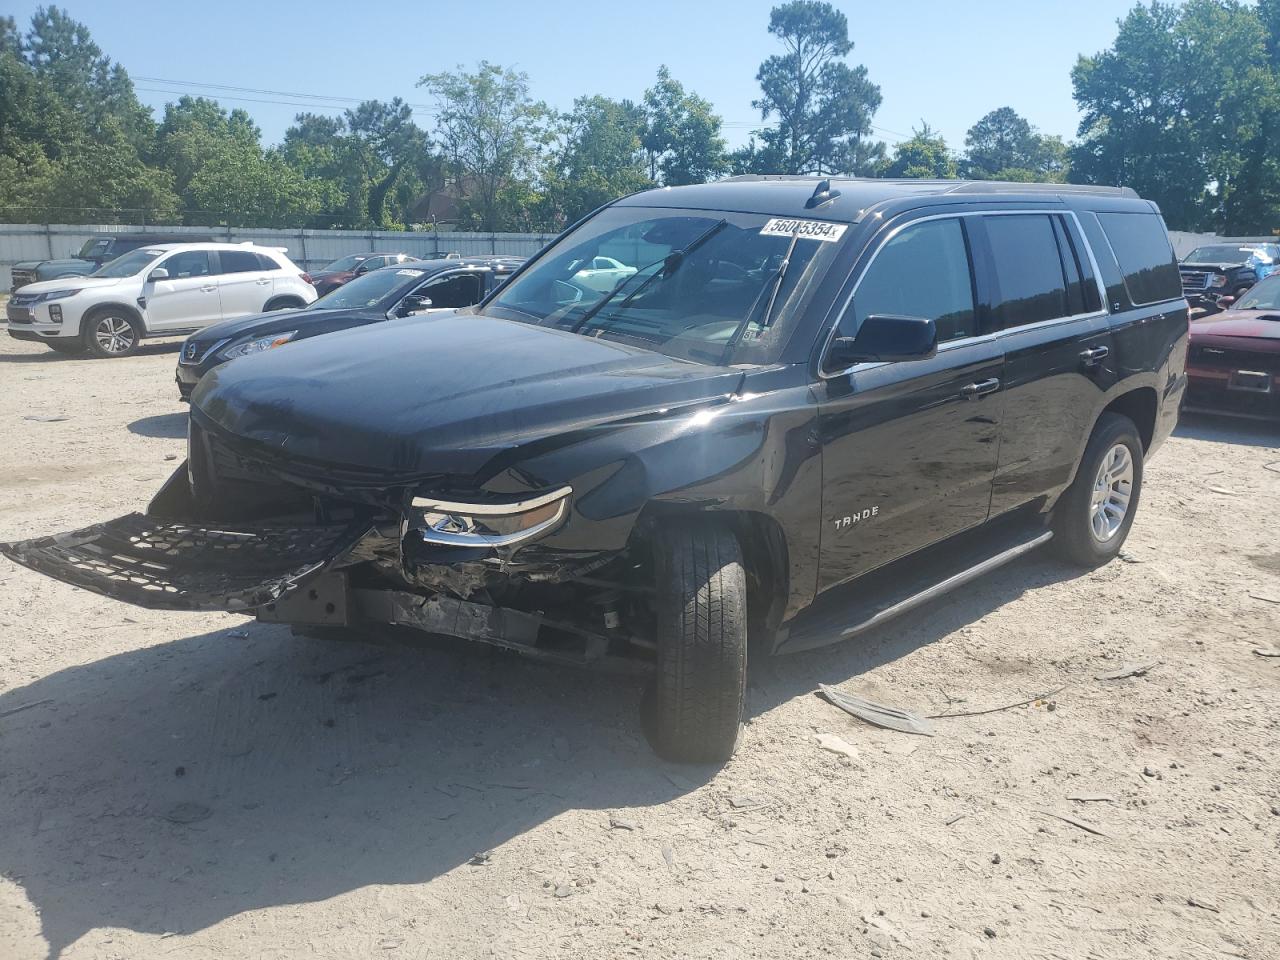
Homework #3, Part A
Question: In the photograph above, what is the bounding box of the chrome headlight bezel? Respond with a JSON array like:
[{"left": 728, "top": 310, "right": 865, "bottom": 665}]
[
  {"left": 409, "top": 486, "right": 573, "bottom": 548},
  {"left": 221, "top": 330, "right": 298, "bottom": 360}
]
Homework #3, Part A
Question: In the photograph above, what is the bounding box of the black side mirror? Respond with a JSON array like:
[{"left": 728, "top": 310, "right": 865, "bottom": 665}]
[
  {"left": 826, "top": 314, "right": 938, "bottom": 370},
  {"left": 398, "top": 295, "right": 432, "bottom": 316}
]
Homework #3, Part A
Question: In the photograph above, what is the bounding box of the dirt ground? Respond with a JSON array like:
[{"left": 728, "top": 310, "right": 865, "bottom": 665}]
[{"left": 0, "top": 333, "right": 1277, "bottom": 960}]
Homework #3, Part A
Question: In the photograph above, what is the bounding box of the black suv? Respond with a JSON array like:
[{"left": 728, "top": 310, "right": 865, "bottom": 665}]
[
  {"left": 174, "top": 256, "right": 524, "bottom": 399},
  {"left": 0, "top": 177, "right": 1188, "bottom": 763},
  {"left": 10, "top": 233, "right": 215, "bottom": 291},
  {"left": 1179, "top": 242, "right": 1280, "bottom": 312}
]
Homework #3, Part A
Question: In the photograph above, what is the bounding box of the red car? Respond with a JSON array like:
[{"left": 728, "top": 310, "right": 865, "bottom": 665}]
[
  {"left": 308, "top": 252, "right": 413, "bottom": 297},
  {"left": 1186, "top": 274, "right": 1280, "bottom": 419}
]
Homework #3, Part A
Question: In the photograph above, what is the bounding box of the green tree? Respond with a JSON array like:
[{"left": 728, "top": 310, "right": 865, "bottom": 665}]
[
  {"left": 963, "top": 107, "right": 1070, "bottom": 182},
  {"left": 544, "top": 95, "right": 653, "bottom": 225},
  {"left": 641, "top": 66, "right": 729, "bottom": 184},
  {"left": 882, "top": 123, "right": 956, "bottom": 179},
  {"left": 1070, "top": 0, "right": 1279, "bottom": 232},
  {"left": 418, "top": 62, "right": 554, "bottom": 231},
  {"left": 746, "top": 0, "right": 884, "bottom": 174}
]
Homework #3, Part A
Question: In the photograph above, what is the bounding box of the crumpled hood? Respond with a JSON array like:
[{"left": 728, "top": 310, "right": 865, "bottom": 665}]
[
  {"left": 191, "top": 313, "right": 743, "bottom": 478},
  {"left": 17, "top": 276, "right": 122, "bottom": 295}
]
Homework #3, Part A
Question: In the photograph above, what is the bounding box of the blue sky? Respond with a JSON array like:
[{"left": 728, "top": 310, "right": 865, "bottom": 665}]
[{"left": 9, "top": 0, "right": 1144, "bottom": 151}]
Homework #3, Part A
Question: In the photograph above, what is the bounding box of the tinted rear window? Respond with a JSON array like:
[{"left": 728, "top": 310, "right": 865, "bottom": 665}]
[
  {"left": 983, "top": 214, "right": 1070, "bottom": 330},
  {"left": 1097, "top": 213, "right": 1180, "bottom": 306}
]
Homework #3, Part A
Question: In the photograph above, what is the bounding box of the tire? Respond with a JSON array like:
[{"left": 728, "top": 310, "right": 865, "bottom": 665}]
[
  {"left": 264, "top": 297, "right": 304, "bottom": 312},
  {"left": 82, "top": 308, "right": 142, "bottom": 358},
  {"left": 643, "top": 522, "right": 748, "bottom": 763},
  {"left": 1051, "top": 412, "right": 1144, "bottom": 568},
  {"left": 47, "top": 339, "right": 84, "bottom": 355}
]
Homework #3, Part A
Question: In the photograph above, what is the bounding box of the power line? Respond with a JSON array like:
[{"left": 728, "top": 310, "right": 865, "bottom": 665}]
[{"left": 135, "top": 74, "right": 909, "bottom": 141}]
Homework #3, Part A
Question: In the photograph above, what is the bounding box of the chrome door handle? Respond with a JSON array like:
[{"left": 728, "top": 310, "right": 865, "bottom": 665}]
[
  {"left": 961, "top": 378, "right": 1001, "bottom": 400},
  {"left": 200, "top": 285, "right": 217, "bottom": 293},
  {"left": 256, "top": 278, "right": 271, "bottom": 285},
  {"left": 1080, "top": 345, "right": 1110, "bottom": 366}
]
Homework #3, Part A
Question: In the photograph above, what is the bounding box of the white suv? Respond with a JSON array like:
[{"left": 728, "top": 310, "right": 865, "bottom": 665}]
[{"left": 5, "top": 242, "right": 317, "bottom": 358}]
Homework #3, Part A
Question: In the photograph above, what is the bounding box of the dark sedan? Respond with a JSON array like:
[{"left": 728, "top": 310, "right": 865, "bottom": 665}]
[
  {"left": 307, "top": 252, "right": 415, "bottom": 297},
  {"left": 176, "top": 256, "right": 523, "bottom": 399},
  {"left": 1186, "top": 274, "right": 1280, "bottom": 419}
]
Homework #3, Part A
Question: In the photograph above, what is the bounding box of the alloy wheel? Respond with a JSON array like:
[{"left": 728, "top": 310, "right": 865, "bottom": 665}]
[
  {"left": 1089, "top": 443, "right": 1133, "bottom": 542},
  {"left": 94, "top": 316, "right": 136, "bottom": 355}
]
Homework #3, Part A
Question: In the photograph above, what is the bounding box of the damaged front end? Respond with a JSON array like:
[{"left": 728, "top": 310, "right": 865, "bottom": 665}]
[{"left": 0, "top": 419, "right": 655, "bottom": 673}]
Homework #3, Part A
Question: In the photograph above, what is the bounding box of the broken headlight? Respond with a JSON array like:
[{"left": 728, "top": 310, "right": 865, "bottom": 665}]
[{"left": 409, "top": 486, "right": 572, "bottom": 547}]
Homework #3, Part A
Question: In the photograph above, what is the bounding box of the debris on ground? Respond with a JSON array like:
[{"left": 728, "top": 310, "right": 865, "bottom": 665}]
[
  {"left": 21, "top": 415, "right": 69, "bottom": 422},
  {"left": 928, "top": 684, "right": 1068, "bottom": 719},
  {"left": 1034, "top": 810, "right": 1107, "bottom": 837},
  {"left": 1248, "top": 592, "right": 1280, "bottom": 605},
  {"left": 818, "top": 684, "right": 934, "bottom": 735},
  {"left": 1095, "top": 660, "right": 1162, "bottom": 681},
  {"left": 1187, "top": 897, "right": 1220, "bottom": 913},
  {"left": 814, "top": 733, "right": 861, "bottom": 759},
  {"left": 1067, "top": 793, "right": 1115, "bottom": 803},
  {"left": 162, "top": 802, "right": 212, "bottom": 825},
  {"left": 468, "top": 851, "right": 492, "bottom": 867},
  {"left": 1254, "top": 647, "right": 1280, "bottom": 658},
  {"left": 0, "top": 698, "right": 53, "bottom": 720},
  {"left": 608, "top": 816, "right": 636, "bottom": 831}
]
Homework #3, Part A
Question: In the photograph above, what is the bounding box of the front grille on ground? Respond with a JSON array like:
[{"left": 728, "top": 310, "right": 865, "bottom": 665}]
[{"left": 0, "top": 513, "right": 372, "bottom": 612}]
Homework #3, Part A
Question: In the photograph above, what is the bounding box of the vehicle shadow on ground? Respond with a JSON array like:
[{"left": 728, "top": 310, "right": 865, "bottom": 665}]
[
  {"left": 1175, "top": 412, "right": 1280, "bottom": 448},
  {"left": 0, "top": 553, "right": 1078, "bottom": 957},
  {"left": 0, "top": 341, "right": 183, "bottom": 364},
  {"left": 127, "top": 411, "right": 188, "bottom": 439}
]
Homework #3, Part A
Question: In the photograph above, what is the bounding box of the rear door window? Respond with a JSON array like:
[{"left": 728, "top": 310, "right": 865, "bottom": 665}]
[
  {"left": 161, "top": 250, "right": 212, "bottom": 279},
  {"left": 982, "top": 214, "right": 1070, "bottom": 330},
  {"left": 218, "top": 250, "right": 263, "bottom": 274},
  {"left": 1096, "top": 212, "right": 1180, "bottom": 306}
]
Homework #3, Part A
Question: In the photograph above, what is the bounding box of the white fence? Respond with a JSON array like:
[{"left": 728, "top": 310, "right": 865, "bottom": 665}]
[{"left": 0, "top": 223, "right": 558, "bottom": 289}]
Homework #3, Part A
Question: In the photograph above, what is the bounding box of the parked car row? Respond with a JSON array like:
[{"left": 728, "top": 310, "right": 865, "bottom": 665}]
[
  {"left": 175, "top": 255, "right": 523, "bottom": 397},
  {"left": 1, "top": 176, "right": 1192, "bottom": 762},
  {"left": 7, "top": 242, "right": 318, "bottom": 357}
]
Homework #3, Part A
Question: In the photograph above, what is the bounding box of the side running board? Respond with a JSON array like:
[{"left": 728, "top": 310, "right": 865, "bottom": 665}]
[{"left": 776, "top": 525, "right": 1054, "bottom": 655}]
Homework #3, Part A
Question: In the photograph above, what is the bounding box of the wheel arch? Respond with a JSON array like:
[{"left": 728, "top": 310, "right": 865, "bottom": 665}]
[
  {"left": 1099, "top": 385, "right": 1158, "bottom": 453},
  {"left": 264, "top": 295, "right": 305, "bottom": 311},
  {"left": 82, "top": 301, "right": 148, "bottom": 337},
  {"left": 633, "top": 503, "right": 790, "bottom": 651}
]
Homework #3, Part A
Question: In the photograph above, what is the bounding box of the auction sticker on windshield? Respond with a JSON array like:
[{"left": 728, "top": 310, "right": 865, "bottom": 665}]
[{"left": 759, "top": 218, "right": 848, "bottom": 242}]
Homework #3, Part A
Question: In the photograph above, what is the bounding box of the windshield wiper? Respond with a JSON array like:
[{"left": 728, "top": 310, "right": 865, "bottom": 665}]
[
  {"left": 719, "top": 234, "right": 800, "bottom": 364},
  {"left": 568, "top": 219, "right": 728, "bottom": 336}
]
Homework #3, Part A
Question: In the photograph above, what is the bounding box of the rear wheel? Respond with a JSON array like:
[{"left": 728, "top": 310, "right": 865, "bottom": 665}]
[
  {"left": 1052, "top": 413, "right": 1144, "bottom": 567},
  {"left": 643, "top": 522, "right": 748, "bottom": 763},
  {"left": 82, "top": 308, "right": 142, "bottom": 358}
]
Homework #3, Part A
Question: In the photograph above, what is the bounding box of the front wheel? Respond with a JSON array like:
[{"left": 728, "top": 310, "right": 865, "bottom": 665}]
[
  {"left": 82, "top": 309, "right": 142, "bottom": 358},
  {"left": 1052, "top": 412, "right": 1144, "bottom": 567},
  {"left": 643, "top": 522, "right": 748, "bottom": 763}
]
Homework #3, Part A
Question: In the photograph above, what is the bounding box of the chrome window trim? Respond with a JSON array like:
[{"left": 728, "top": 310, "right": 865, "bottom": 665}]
[{"left": 818, "top": 209, "right": 1112, "bottom": 380}]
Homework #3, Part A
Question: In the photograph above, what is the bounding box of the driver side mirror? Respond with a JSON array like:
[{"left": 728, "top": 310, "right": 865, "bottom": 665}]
[
  {"left": 825, "top": 314, "right": 938, "bottom": 370},
  {"left": 398, "top": 294, "right": 432, "bottom": 316},
  {"left": 148, "top": 267, "right": 169, "bottom": 282}
]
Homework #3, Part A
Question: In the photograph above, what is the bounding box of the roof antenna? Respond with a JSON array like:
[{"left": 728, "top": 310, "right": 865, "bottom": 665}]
[{"left": 806, "top": 178, "right": 841, "bottom": 209}]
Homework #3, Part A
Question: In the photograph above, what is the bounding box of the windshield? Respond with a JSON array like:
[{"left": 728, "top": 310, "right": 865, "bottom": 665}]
[
  {"left": 77, "top": 237, "right": 111, "bottom": 259},
  {"left": 1185, "top": 245, "right": 1264, "bottom": 265},
  {"left": 1233, "top": 276, "right": 1280, "bottom": 310},
  {"left": 90, "top": 248, "right": 165, "bottom": 278},
  {"left": 323, "top": 254, "right": 369, "bottom": 273},
  {"left": 482, "top": 206, "right": 846, "bottom": 365},
  {"left": 311, "top": 265, "right": 424, "bottom": 309}
]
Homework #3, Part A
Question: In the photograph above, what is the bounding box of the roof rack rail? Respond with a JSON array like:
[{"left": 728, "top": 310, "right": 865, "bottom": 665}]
[
  {"left": 720, "top": 174, "right": 1138, "bottom": 199},
  {"left": 942, "top": 180, "right": 1139, "bottom": 198}
]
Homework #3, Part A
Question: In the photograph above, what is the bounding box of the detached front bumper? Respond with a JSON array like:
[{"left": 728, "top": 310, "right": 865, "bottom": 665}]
[{"left": 0, "top": 511, "right": 372, "bottom": 612}]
